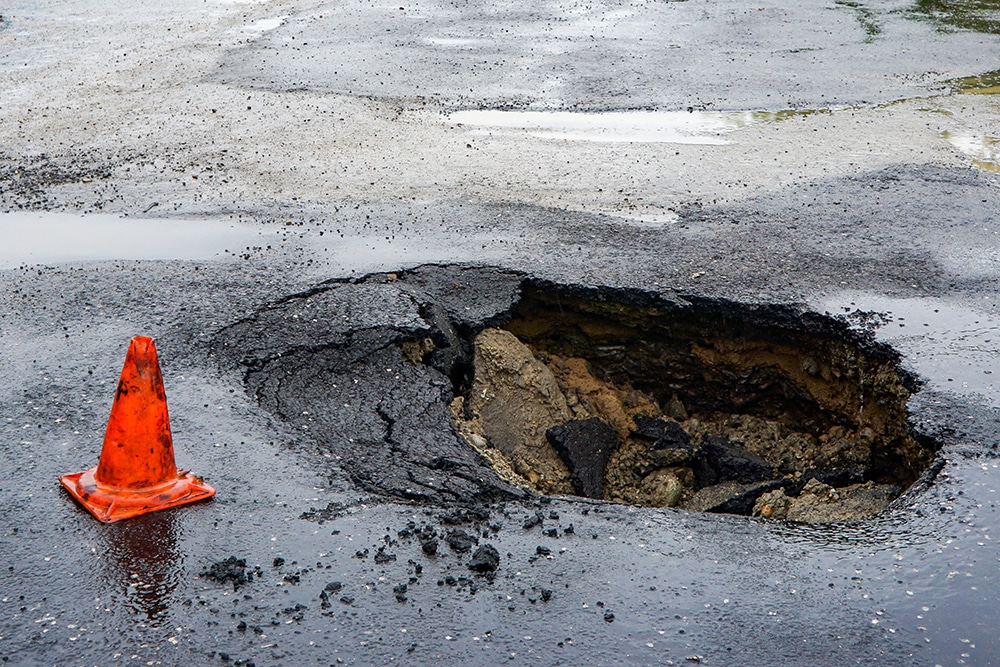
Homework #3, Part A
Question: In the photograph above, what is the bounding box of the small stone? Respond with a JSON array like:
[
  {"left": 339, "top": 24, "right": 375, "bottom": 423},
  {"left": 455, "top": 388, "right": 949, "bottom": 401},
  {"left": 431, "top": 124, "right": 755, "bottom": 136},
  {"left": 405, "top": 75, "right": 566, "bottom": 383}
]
[
  {"left": 692, "top": 436, "right": 775, "bottom": 487},
  {"left": 801, "top": 477, "right": 834, "bottom": 496},
  {"left": 753, "top": 488, "right": 792, "bottom": 519},
  {"left": 632, "top": 415, "right": 690, "bottom": 446},
  {"left": 666, "top": 394, "right": 688, "bottom": 421},
  {"left": 546, "top": 417, "right": 619, "bottom": 498},
  {"left": 465, "top": 328, "right": 574, "bottom": 489},
  {"left": 638, "top": 469, "right": 683, "bottom": 507},
  {"left": 374, "top": 550, "right": 397, "bottom": 565},
  {"left": 776, "top": 479, "right": 899, "bottom": 522},
  {"left": 682, "top": 480, "right": 784, "bottom": 515},
  {"left": 420, "top": 538, "right": 439, "bottom": 556},
  {"left": 467, "top": 544, "right": 501, "bottom": 573},
  {"left": 446, "top": 530, "right": 479, "bottom": 553},
  {"left": 202, "top": 557, "right": 249, "bottom": 591}
]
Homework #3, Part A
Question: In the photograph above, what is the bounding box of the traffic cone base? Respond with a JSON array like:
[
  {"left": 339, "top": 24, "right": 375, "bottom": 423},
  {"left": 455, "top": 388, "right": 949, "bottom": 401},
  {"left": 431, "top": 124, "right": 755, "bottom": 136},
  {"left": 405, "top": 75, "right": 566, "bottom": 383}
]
[
  {"left": 59, "top": 336, "right": 216, "bottom": 523},
  {"left": 60, "top": 467, "right": 215, "bottom": 523}
]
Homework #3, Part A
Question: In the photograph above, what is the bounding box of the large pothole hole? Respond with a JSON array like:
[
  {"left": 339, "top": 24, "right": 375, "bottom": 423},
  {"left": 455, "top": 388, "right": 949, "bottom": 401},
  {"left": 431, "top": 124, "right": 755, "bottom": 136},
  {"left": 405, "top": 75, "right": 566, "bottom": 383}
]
[{"left": 440, "top": 284, "right": 938, "bottom": 522}]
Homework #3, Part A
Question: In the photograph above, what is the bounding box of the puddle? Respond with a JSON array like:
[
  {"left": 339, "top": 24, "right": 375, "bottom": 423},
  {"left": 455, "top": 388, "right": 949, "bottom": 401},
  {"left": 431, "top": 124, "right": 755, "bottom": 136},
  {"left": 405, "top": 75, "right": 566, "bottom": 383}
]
[
  {"left": 423, "top": 37, "right": 484, "bottom": 48},
  {"left": 301, "top": 230, "right": 519, "bottom": 275},
  {"left": 941, "top": 130, "right": 1000, "bottom": 171},
  {"left": 442, "top": 285, "right": 938, "bottom": 521},
  {"left": 241, "top": 16, "right": 288, "bottom": 34},
  {"left": 949, "top": 69, "right": 1000, "bottom": 94},
  {"left": 448, "top": 109, "right": 758, "bottom": 144},
  {"left": 446, "top": 108, "right": 837, "bottom": 144},
  {"left": 822, "top": 293, "right": 1000, "bottom": 406},
  {"left": 0, "top": 212, "right": 267, "bottom": 269}
]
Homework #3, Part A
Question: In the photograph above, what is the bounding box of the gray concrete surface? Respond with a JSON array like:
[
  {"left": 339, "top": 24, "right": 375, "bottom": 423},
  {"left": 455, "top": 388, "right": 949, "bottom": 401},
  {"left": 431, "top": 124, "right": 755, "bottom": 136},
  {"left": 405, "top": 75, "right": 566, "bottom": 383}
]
[{"left": 2, "top": 0, "right": 1000, "bottom": 665}]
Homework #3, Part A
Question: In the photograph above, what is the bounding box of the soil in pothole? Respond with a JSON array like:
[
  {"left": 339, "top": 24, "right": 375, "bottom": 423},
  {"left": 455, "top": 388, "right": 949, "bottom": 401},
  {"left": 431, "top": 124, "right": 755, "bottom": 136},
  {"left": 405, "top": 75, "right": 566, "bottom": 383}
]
[{"left": 439, "top": 285, "right": 939, "bottom": 523}]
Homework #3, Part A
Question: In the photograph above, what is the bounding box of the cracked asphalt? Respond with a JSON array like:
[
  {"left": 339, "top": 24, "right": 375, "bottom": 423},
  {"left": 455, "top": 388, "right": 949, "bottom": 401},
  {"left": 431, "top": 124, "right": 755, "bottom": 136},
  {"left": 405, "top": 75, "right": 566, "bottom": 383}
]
[{"left": 2, "top": 0, "right": 1000, "bottom": 665}]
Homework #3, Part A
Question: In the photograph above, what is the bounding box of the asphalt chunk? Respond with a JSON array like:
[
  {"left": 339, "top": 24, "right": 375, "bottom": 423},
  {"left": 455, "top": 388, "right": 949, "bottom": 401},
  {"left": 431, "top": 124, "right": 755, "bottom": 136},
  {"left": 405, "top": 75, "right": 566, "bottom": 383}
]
[
  {"left": 446, "top": 529, "right": 479, "bottom": 553},
  {"left": 467, "top": 544, "right": 500, "bottom": 573}
]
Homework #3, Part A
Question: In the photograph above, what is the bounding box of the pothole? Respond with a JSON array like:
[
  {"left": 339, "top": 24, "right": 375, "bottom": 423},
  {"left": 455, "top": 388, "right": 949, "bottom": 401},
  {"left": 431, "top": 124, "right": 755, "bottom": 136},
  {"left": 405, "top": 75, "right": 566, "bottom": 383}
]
[{"left": 434, "top": 284, "right": 939, "bottom": 522}]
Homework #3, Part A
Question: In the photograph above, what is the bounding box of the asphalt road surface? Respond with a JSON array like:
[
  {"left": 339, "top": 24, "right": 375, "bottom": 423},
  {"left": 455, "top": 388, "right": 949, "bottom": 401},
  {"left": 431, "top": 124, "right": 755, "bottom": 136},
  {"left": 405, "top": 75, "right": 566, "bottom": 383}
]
[{"left": 2, "top": 0, "right": 1000, "bottom": 665}]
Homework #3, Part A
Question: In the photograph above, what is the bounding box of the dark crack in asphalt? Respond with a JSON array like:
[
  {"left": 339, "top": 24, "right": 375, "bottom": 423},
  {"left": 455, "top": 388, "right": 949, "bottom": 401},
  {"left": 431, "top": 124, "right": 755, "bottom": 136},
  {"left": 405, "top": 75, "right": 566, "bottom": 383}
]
[{"left": 213, "top": 268, "right": 527, "bottom": 505}]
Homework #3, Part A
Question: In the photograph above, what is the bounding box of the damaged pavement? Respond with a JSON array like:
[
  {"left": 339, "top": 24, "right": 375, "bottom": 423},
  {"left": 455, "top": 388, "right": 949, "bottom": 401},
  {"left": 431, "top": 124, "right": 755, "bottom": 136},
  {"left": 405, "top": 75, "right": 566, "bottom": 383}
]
[
  {"left": 5, "top": 255, "right": 996, "bottom": 666},
  {"left": 213, "top": 265, "right": 939, "bottom": 523},
  {"left": 4, "top": 0, "right": 1000, "bottom": 665}
]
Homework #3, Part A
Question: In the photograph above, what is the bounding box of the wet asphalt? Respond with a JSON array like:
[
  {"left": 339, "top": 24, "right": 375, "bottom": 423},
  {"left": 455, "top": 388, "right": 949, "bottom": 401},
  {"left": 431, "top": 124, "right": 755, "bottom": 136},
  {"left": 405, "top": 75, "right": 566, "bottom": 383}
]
[{"left": 3, "top": 0, "right": 1000, "bottom": 665}]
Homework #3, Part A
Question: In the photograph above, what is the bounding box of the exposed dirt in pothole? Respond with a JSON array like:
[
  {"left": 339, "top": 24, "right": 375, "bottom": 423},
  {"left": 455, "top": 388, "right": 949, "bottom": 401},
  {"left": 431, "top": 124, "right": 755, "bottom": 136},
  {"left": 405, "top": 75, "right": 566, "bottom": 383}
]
[
  {"left": 445, "top": 284, "right": 938, "bottom": 522},
  {"left": 214, "top": 265, "right": 939, "bottom": 520}
]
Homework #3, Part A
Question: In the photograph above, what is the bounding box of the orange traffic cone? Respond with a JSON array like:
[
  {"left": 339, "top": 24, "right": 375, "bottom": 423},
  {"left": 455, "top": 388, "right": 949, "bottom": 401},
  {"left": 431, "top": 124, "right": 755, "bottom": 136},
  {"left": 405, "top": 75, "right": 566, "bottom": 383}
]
[{"left": 59, "top": 336, "right": 215, "bottom": 522}]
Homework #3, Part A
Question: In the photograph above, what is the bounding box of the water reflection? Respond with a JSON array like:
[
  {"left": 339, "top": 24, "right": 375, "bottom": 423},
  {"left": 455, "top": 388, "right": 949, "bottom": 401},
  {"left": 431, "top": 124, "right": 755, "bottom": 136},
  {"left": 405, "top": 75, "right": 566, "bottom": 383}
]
[
  {"left": 0, "top": 211, "right": 271, "bottom": 269},
  {"left": 941, "top": 129, "right": 1000, "bottom": 172},
  {"left": 448, "top": 109, "right": 753, "bottom": 144},
  {"left": 98, "top": 511, "right": 182, "bottom": 626},
  {"left": 448, "top": 108, "right": 842, "bottom": 144}
]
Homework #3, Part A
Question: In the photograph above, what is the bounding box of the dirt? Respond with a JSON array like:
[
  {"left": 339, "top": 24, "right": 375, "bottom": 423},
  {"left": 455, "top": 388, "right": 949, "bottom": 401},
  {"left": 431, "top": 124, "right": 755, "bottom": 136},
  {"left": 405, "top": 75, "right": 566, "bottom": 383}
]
[
  {"left": 448, "top": 286, "right": 937, "bottom": 521},
  {"left": 452, "top": 327, "right": 574, "bottom": 494},
  {"left": 214, "top": 266, "right": 935, "bottom": 523},
  {"left": 752, "top": 478, "right": 900, "bottom": 522}
]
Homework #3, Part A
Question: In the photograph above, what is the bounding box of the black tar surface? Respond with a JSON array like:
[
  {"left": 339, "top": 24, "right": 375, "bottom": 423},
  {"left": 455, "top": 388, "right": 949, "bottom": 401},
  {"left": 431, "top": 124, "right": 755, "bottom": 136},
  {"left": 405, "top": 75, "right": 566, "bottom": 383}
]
[
  {"left": 3, "top": 198, "right": 1000, "bottom": 664},
  {"left": 3, "top": 0, "right": 1000, "bottom": 664}
]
